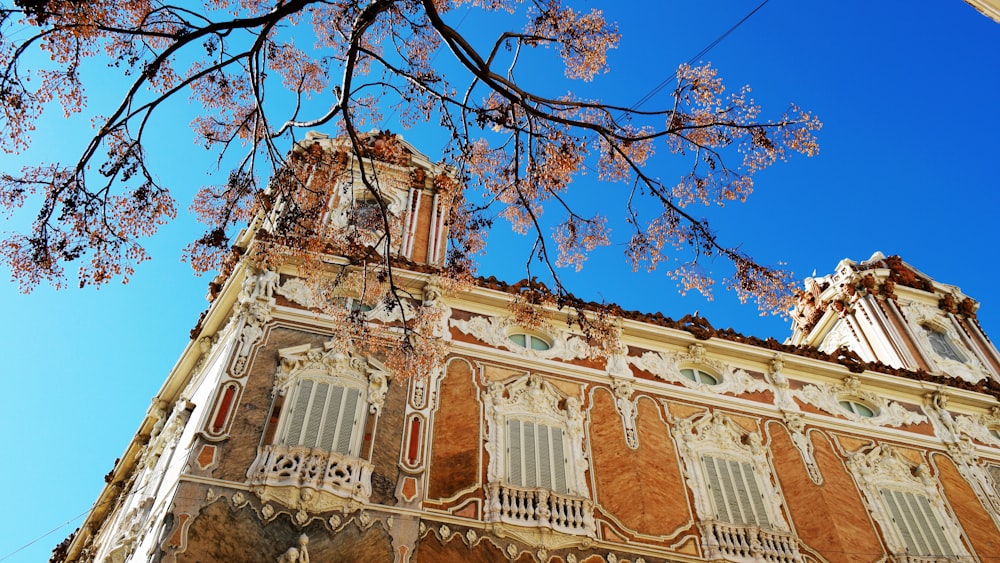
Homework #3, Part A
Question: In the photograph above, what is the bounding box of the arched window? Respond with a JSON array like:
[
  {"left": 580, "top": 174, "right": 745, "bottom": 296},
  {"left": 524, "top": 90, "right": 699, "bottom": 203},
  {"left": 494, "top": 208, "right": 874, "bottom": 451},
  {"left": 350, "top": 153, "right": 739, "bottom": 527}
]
[
  {"left": 680, "top": 367, "right": 720, "bottom": 386},
  {"left": 838, "top": 398, "right": 876, "bottom": 418},
  {"left": 508, "top": 331, "right": 552, "bottom": 351}
]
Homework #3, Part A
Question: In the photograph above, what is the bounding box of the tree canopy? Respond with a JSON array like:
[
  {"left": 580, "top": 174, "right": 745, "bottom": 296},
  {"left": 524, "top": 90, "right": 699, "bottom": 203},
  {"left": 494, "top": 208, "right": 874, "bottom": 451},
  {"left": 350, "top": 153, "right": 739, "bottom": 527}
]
[{"left": 0, "top": 0, "right": 820, "bottom": 359}]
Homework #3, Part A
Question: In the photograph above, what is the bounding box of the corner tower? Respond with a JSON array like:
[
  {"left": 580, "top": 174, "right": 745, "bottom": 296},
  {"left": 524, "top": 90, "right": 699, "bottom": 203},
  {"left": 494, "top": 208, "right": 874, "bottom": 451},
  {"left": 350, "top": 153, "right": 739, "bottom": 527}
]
[{"left": 788, "top": 251, "right": 1000, "bottom": 384}]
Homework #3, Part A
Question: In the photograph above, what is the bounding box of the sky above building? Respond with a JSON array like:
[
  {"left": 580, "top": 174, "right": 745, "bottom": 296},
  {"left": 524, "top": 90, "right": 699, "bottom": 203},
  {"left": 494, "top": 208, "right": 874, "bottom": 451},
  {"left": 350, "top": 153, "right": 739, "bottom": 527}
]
[{"left": 2, "top": 2, "right": 999, "bottom": 561}]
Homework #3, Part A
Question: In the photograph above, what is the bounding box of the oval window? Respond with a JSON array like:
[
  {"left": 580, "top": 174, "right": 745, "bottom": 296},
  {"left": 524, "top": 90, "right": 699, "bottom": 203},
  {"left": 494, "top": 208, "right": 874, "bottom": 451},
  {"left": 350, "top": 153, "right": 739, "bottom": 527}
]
[
  {"left": 989, "top": 428, "right": 1000, "bottom": 441},
  {"left": 680, "top": 368, "right": 719, "bottom": 385},
  {"left": 508, "top": 332, "right": 551, "bottom": 351},
  {"left": 839, "top": 399, "right": 876, "bottom": 418}
]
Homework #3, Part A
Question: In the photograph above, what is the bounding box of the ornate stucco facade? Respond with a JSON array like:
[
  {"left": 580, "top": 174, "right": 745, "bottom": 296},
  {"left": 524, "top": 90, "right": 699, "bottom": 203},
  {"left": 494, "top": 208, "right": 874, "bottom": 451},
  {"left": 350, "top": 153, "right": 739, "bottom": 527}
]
[{"left": 58, "top": 134, "right": 1000, "bottom": 563}]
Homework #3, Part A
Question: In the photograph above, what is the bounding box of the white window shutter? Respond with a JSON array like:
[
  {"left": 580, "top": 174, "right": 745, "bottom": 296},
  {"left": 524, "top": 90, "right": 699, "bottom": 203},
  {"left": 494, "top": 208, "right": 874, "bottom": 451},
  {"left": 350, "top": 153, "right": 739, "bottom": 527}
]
[
  {"left": 508, "top": 419, "right": 522, "bottom": 486},
  {"left": 303, "top": 382, "right": 329, "bottom": 447},
  {"left": 523, "top": 421, "right": 538, "bottom": 488},
  {"left": 284, "top": 379, "right": 313, "bottom": 446},
  {"left": 552, "top": 429, "right": 568, "bottom": 493},
  {"left": 337, "top": 387, "right": 361, "bottom": 454},
  {"left": 320, "top": 384, "right": 345, "bottom": 450}
]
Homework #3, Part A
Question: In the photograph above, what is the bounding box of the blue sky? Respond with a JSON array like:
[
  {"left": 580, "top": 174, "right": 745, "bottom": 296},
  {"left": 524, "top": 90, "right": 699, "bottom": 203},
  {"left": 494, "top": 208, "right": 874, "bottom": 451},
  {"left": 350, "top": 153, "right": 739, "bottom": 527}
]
[{"left": 2, "top": 2, "right": 999, "bottom": 561}]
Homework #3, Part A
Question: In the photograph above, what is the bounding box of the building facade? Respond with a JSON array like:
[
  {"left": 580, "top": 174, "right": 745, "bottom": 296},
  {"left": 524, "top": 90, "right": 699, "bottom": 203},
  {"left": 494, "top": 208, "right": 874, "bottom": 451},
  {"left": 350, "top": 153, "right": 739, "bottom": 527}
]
[{"left": 58, "top": 133, "right": 1000, "bottom": 562}]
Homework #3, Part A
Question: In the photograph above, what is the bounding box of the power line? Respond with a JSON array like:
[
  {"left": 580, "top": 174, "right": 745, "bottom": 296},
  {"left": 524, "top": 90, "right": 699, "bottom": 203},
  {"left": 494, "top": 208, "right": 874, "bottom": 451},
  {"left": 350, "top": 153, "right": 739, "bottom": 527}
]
[{"left": 629, "top": 0, "right": 771, "bottom": 111}]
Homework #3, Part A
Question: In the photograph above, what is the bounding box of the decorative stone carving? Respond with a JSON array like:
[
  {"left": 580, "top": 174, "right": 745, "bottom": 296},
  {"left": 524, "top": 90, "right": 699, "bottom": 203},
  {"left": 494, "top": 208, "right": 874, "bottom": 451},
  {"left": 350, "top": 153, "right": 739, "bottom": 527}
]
[
  {"left": 767, "top": 355, "right": 799, "bottom": 413},
  {"left": 247, "top": 444, "right": 373, "bottom": 514},
  {"left": 794, "top": 377, "right": 927, "bottom": 428},
  {"left": 365, "top": 296, "right": 418, "bottom": 324},
  {"left": 952, "top": 406, "right": 1000, "bottom": 448},
  {"left": 275, "top": 277, "right": 316, "bottom": 307},
  {"left": 277, "top": 534, "right": 310, "bottom": 563},
  {"left": 902, "top": 302, "right": 986, "bottom": 383},
  {"left": 231, "top": 299, "right": 273, "bottom": 377},
  {"left": 273, "top": 343, "right": 387, "bottom": 414},
  {"left": 817, "top": 319, "right": 856, "bottom": 357},
  {"left": 451, "top": 314, "right": 592, "bottom": 361},
  {"left": 610, "top": 377, "right": 638, "bottom": 449},
  {"left": 673, "top": 411, "right": 800, "bottom": 562},
  {"left": 240, "top": 268, "right": 280, "bottom": 302},
  {"left": 784, "top": 414, "right": 822, "bottom": 485},
  {"left": 629, "top": 345, "right": 769, "bottom": 396},
  {"left": 846, "top": 444, "right": 971, "bottom": 560}
]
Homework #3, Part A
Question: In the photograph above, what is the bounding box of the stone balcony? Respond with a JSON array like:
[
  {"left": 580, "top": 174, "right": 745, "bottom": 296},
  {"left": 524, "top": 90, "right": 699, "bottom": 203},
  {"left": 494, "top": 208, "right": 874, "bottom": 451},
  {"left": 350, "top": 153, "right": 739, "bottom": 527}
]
[
  {"left": 699, "top": 520, "right": 803, "bottom": 563},
  {"left": 247, "top": 444, "right": 373, "bottom": 513},
  {"left": 484, "top": 482, "right": 596, "bottom": 537}
]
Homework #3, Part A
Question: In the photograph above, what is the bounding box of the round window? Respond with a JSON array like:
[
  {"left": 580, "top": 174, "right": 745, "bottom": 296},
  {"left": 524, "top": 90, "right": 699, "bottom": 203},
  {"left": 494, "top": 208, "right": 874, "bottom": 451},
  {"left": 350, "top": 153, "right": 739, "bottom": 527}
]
[
  {"left": 508, "top": 332, "right": 551, "bottom": 351},
  {"left": 839, "top": 399, "right": 876, "bottom": 418},
  {"left": 680, "top": 368, "right": 719, "bottom": 386}
]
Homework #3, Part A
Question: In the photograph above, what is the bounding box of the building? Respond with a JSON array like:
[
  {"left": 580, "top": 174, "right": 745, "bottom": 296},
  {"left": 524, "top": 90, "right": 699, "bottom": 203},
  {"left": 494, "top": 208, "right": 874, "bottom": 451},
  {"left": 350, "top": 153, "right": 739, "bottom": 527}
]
[{"left": 57, "top": 133, "right": 1000, "bottom": 562}]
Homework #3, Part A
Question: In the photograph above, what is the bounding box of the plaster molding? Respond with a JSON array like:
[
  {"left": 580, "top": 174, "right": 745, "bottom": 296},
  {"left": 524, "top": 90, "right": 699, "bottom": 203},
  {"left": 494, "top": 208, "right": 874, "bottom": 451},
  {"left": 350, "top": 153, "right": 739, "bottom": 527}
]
[
  {"left": 846, "top": 444, "right": 972, "bottom": 560},
  {"left": 274, "top": 343, "right": 388, "bottom": 414},
  {"left": 629, "top": 344, "right": 770, "bottom": 396},
  {"left": 673, "top": 411, "right": 791, "bottom": 533},
  {"left": 609, "top": 377, "right": 639, "bottom": 449},
  {"left": 793, "top": 376, "right": 927, "bottom": 428},
  {"left": 902, "top": 301, "right": 987, "bottom": 384},
  {"left": 952, "top": 407, "right": 1000, "bottom": 448},
  {"left": 275, "top": 277, "right": 316, "bottom": 308},
  {"left": 451, "top": 314, "right": 592, "bottom": 361},
  {"left": 482, "top": 373, "right": 589, "bottom": 496},
  {"left": 784, "top": 414, "right": 822, "bottom": 485}
]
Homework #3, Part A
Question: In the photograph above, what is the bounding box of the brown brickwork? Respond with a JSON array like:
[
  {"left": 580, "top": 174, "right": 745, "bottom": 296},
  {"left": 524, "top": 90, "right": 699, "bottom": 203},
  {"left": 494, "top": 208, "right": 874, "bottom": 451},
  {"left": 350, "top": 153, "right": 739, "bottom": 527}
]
[
  {"left": 410, "top": 192, "right": 434, "bottom": 264},
  {"left": 427, "top": 358, "right": 481, "bottom": 500},
  {"left": 932, "top": 453, "right": 1000, "bottom": 558},
  {"left": 589, "top": 391, "right": 691, "bottom": 537},
  {"left": 768, "top": 424, "right": 884, "bottom": 563}
]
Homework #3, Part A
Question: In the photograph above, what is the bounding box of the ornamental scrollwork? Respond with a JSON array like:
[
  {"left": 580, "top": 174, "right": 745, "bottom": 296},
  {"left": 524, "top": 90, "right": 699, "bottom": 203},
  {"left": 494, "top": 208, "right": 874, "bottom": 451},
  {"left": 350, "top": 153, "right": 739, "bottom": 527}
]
[
  {"left": 483, "top": 373, "right": 589, "bottom": 496},
  {"left": 629, "top": 344, "right": 769, "bottom": 396},
  {"left": 672, "top": 411, "right": 791, "bottom": 533},
  {"left": 450, "top": 314, "right": 591, "bottom": 361},
  {"left": 793, "top": 377, "right": 926, "bottom": 427},
  {"left": 273, "top": 343, "right": 388, "bottom": 414}
]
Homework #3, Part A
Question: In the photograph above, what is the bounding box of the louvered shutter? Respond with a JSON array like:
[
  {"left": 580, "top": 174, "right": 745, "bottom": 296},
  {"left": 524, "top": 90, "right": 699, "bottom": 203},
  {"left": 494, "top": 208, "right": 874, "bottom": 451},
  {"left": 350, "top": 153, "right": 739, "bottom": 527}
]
[
  {"left": 302, "top": 382, "right": 329, "bottom": 447},
  {"left": 283, "top": 380, "right": 313, "bottom": 445},
  {"left": 552, "top": 429, "right": 568, "bottom": 493},
  {"left": 279, "top": 378, "right": 363, "bottom": 456},
  {"left": 508, "top": 419, "right": 522, "bottom": 485},
  {"left": 882, "top": 489, "right": 955, "bottom": 557},
  {"left": 703, "top": 456, "right": 731, "bottom": 522},
  {"left": 523, "top": 421, "right": 538, "bottom": 487},
  {"left": 319, "top": 384, "right": 344, "bottom": 450},
  {"left": 917, "top": 495, "right": 953, "bottom": 557},
  {"left": 336, "top": 388, "right": 361, "bottom": 454}
]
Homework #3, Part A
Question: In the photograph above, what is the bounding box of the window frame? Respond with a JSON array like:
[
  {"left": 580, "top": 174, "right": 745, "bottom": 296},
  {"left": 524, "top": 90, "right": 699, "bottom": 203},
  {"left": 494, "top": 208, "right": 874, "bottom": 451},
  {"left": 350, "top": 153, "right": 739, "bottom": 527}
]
[
  {"left": 483, "top": 373, "right": 589, "bottom": 498},
  {"left": 276, "top": 374, "right": 367, "bottom": 456},
  {"left": 846, "top": 445, "right": 970, "bottom": 560}
]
